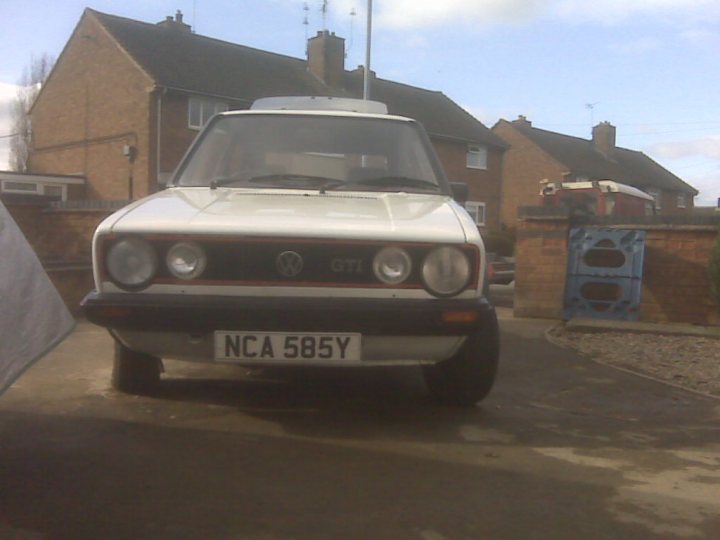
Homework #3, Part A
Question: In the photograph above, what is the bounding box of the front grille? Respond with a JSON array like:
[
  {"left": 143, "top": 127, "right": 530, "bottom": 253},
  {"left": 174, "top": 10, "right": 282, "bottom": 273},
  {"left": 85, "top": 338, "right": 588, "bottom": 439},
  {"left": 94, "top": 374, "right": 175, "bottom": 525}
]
[
  {"left": 102, "top": 235, "right": 479, "bottom": 289},
  {"left": 158, "top": 239, "right": 397, "bottom": 285}
]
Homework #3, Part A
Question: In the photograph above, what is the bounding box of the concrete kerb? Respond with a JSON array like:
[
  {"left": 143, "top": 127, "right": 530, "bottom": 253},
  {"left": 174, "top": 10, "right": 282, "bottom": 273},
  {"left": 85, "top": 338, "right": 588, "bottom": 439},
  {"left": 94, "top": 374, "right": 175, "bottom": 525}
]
[
  {"left": 544, "top": 317, "right": 720, "bottom": 402},
  {"left": 563, "top": 317, "right": 720, "bottom": 339}
]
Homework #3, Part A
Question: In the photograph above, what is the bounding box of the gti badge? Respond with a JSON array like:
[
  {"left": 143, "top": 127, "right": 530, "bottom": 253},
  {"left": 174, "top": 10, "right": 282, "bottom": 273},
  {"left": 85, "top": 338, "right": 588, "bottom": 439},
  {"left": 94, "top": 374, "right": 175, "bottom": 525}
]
[{"left": 331, "top": 258, "right": 363, "bottom": 273}]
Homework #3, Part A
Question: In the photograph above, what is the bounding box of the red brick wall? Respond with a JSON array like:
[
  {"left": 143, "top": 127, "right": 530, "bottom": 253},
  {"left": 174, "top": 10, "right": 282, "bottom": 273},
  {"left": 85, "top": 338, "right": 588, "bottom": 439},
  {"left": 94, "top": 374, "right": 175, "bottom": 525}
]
[
  {"left": 156, "top": 92, "right": 249, "bottom": 180},
  {"left": 514, "top": 218, "right": 569, "bottom": 319},
  {"left": 5, "top": 203, "right": 114, "bottom": 314},
  {"left": 642, "top": 227, "right": 718, "bottom": 325},
  {"left": 433, "top": 139, "right": 503, "bottom": 230},
  {"left": 514, "top": 216, "right": 720, "bottom": 325},
  {"left": 29, "top": 12, "right": 154, "bottom": 200},
  {"left": 492, "top": 121, "right": 567, "bottom": 229},
  {"left": 37, "top": 209, "right": 110, "bottom": 262},
  {"left": 6, "top": 205, "right": 44, "bottom": 254},
  {"left": 657, "top": 190, "right": 695, "bottom": 215}
]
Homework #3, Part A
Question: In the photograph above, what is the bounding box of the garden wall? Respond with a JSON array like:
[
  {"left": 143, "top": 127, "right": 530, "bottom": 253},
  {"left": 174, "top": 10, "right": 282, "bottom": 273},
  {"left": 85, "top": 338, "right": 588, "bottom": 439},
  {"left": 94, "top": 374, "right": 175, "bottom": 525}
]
[
  {"left": 514, "top": 211, "right": 720, "bottom": 326},
  {"left": 5, "top": 201, "right": 115, "bottom": 315}
]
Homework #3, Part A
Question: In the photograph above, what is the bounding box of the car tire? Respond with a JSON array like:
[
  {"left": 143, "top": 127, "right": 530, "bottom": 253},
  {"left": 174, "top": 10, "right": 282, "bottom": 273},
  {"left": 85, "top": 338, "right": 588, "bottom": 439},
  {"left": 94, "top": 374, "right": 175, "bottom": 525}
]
[
  {"left": 423, "top": 310, "right": 500, "bottom": 406},
  {"left": 112, "top": 341, "right": 162, "bottom": 395}
]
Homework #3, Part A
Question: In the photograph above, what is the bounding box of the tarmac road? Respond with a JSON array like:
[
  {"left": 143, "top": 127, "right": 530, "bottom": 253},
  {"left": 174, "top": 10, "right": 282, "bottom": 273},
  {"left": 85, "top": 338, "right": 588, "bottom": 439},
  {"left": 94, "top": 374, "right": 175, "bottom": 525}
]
[{"left": 1, "top": 312, "right": 719, "bottom": 540}]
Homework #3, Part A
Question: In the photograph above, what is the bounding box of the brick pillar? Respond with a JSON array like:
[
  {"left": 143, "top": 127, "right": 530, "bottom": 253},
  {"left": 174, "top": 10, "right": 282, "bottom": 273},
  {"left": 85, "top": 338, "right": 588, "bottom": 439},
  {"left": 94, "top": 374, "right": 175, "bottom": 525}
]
[{"left": 514, "top": 217, "right": 570, "bottom": 319}]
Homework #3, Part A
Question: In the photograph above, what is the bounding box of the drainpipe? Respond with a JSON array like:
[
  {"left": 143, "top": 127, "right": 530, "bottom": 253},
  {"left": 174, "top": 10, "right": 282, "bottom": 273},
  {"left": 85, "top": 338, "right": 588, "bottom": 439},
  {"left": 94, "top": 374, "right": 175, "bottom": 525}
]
[{"left": 155, "top": 88, "right": 166, "bottom": 190}]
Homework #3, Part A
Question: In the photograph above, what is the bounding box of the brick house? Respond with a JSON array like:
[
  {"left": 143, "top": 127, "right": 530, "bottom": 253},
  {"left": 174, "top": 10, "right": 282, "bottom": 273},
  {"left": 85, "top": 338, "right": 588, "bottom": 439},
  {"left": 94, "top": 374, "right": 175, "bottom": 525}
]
[
  {"left": 28, "top": 9, "right": 507, "bottom": 230},
  {"left": 492, "top": 116, "right": 698, "bottom": 228}
]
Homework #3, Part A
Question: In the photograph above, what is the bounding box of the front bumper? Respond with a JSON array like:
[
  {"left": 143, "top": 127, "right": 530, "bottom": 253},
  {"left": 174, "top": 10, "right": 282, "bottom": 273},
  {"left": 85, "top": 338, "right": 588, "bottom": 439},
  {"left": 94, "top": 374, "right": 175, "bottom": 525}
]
[
  {"left": 81, "top": 292, "right": 496, "bottom": 365},
  {"left": 81, "top": 292, "right": 495, "bottom": 336}
]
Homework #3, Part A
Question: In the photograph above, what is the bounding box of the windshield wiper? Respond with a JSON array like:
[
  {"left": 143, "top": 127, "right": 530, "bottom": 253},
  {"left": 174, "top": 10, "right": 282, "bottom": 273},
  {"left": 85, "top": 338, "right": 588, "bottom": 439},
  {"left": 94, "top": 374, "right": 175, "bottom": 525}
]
[
  {"left": 210, "top": 174, "right": 343, "bottom": 190},
  {"left": 326, "top": 176, "right": 442, "bottom": 193}
]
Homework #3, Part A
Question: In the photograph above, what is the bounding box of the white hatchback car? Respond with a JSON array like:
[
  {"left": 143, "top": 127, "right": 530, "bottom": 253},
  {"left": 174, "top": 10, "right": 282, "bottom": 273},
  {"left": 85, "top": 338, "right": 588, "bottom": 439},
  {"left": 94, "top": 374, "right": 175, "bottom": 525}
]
[{"left": 82, "top": 97, "right": 499, "bottom": 406}]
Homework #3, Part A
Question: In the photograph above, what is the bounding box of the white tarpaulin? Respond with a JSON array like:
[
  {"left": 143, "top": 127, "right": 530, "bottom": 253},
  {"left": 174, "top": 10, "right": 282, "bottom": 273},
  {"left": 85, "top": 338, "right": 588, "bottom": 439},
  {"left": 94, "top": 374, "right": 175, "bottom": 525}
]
[{"left": 0, "top": 200, "right": 75, "bottom": 396}]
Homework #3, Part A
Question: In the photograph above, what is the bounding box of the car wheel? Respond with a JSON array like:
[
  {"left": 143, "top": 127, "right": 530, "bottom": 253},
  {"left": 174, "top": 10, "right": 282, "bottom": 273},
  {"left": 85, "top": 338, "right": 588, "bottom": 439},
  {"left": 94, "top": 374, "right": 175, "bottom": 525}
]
[
  {"left": 112, "top": 341, "right": 162, "bottom": 395},
  {"left": 423, "top": 311, "right": 500, "bottom": 406}
]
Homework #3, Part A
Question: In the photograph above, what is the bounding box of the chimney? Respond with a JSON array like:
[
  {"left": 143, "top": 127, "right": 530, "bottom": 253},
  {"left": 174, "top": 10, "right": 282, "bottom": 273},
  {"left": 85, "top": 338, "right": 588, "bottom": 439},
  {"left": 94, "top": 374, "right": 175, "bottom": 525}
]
[
  {"left": 513, "top": 115, "right": 532, "bottom": 128},
  {"left": 307, "top": 30, "right": 345, "bottom": 88},
  {"left": 157, "top": 10, "right": 191, "bottom": 32},
  {"left": 592, "top": 121, "right": 616, "bottom": 157}
]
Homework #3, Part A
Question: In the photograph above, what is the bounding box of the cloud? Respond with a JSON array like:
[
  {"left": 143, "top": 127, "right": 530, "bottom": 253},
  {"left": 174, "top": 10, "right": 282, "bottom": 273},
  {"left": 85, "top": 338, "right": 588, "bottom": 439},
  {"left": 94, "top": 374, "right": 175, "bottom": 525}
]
[
  {"left": 684, "top": 172, "right": 720, "bottom": 206},
  {"left": 680, "top": 29, "right": 720, "bottom": 48},
  {"left": 554, "top": 0, "right": 720, "bottom": 24},
  {"left": 375, "top": 0, "right": 543, "bottom": 30},
  {"left": 649, "top": 137, "right": 720, "bottom": 161},
  {"left": 327, "top": 0, "right": 720, "bottom": 31}
]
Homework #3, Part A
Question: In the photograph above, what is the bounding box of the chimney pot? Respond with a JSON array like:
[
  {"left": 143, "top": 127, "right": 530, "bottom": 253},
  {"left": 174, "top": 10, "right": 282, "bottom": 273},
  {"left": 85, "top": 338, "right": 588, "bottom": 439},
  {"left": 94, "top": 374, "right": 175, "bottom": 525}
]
[
  {"left": 514, "top": 115, "right": 532, "bottom": 127},
  {"left": 157, "top": 11, "right": 191, "bottom": 32}
]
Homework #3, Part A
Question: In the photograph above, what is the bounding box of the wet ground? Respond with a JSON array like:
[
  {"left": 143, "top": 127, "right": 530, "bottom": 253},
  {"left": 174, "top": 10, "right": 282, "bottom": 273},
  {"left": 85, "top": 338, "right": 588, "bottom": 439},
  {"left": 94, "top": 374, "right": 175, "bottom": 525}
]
[{"left": 1, "top": 314, "right": 719, "bottom": 540}]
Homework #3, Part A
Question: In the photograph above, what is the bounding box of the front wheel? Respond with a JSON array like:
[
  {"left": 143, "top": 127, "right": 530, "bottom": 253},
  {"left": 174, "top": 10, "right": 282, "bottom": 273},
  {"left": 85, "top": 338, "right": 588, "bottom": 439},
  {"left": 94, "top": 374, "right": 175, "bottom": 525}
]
[
  {"left": 112, "top": 341, "right": 162, "bottom": 395},
  {"left": 423, "top": 312, "right": 500, "bottom": 406}
]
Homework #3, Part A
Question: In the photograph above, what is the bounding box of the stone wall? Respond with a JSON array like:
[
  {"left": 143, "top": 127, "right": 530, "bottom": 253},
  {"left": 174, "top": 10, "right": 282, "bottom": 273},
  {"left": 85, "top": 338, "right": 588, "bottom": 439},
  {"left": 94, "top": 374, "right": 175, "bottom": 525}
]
[{"left": 515, "top": 212, "right": 720, "bottom": 326}]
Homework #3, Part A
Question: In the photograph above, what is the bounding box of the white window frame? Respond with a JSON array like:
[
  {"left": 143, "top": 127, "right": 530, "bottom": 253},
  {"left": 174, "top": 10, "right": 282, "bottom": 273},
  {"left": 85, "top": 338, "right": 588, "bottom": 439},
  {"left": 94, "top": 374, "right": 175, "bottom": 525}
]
[
  {"left": 188, "top": 97, "right": 228, "bottom": 130},
  {"left": 646, "top": 188, "right": 662, "bottom": 210},
  {"left": 2, "top": 180, "right": 38, "bottom": 194},
  {"left": 466, "top": 144, "right": 488, "bottom": 170},
  {"left": 1, "top": 180, "right": 69, "bottom": 200},
  {"left": 677, "top": 193, "right": 687, "bottom": 209},
  {"left": 464, "top": 201, "right": 486, "bottom": 226}
]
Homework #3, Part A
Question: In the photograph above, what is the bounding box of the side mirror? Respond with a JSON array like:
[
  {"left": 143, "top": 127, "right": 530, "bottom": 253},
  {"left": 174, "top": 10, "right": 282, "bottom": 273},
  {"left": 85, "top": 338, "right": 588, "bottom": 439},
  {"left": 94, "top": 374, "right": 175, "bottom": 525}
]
[{"left": 450, "top": 182, "right": 469, "bottom": 204}]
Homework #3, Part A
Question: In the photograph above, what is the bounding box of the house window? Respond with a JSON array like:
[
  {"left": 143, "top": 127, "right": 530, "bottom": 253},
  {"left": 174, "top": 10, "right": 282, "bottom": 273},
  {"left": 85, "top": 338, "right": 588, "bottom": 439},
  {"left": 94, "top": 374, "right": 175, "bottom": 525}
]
[
  {"left": 646, "top": 188, "right": 662, "bottom": 210},
  {"left": 188, "top": 97, "right": 228, "bottom": 129},
  {"left": 0, "top": 181, "right": 67, "bottom": 200},
  {"left": 466, "top": 145, "right": 487, "bottom": 170},
  {"left": 42, "top": 185, "right": 65, "bottom": 199},
  {"left": 464, "top": 201, "right": 486, "bottom": 226},
  {"left": 677, "top": 193, "right": 687, "bottom": 209},
  {"left": 2, "top": 181, "right": 38, "bottom": 193}
]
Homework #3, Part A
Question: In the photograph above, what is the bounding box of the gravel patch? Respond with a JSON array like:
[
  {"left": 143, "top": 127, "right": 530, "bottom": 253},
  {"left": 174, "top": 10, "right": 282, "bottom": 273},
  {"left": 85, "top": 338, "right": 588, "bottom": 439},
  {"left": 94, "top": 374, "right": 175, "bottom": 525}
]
[{"left": 547, "top": 326, "right": 720, "bottom": 398}]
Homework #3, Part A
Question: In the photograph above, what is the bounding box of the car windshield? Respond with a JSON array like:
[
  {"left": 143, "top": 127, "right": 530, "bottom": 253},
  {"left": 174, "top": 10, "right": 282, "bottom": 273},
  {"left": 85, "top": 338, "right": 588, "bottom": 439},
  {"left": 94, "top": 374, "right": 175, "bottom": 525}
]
[{"left": 174, "top": 114, "right": 445, "bottom": 193}]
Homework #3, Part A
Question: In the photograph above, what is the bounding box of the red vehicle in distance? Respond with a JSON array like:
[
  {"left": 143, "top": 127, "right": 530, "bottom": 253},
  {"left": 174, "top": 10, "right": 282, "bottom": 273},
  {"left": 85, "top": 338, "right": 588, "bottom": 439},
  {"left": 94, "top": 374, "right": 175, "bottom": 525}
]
[{"left": 540, "top": 180, "right": 656, "bottom": 217}]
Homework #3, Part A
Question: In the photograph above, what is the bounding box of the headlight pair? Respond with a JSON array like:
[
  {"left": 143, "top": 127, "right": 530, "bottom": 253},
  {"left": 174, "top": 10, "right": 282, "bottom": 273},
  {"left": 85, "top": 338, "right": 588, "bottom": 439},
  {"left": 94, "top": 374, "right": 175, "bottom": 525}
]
[
  {"left": 106, "top": 238, "right": 206, "bottom": 289},
  {"left": 373, "top": 246, "right": 471, "bottom": 297}
]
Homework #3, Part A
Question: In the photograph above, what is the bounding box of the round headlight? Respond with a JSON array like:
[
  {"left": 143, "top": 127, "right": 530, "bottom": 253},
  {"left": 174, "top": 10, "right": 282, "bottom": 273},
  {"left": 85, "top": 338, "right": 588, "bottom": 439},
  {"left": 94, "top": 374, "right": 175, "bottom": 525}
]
[
  {"left": 106, "top": 237, "right": 158, "bottom": 289},
  {"left": 166, "top": 242, "right": 207, "bottom": 280},
  {"left": 422, "top": 246, "right": 471, "bottom": 297},
  {"left": 373, "top": 247, "right": 412, "bottom": 285}
]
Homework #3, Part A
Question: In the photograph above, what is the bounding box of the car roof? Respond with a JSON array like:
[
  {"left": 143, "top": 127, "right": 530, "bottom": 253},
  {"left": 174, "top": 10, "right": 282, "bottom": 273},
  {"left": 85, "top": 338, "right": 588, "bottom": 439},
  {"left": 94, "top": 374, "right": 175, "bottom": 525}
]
[{"left": 219, "top": 108, "right": 417, "bottom": 123}]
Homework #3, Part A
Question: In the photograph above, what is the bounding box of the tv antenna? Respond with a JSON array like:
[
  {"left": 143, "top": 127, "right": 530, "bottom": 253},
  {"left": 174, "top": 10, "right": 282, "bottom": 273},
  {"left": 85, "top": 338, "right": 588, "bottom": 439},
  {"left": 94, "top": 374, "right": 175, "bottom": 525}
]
[
  {"left": 585, "top": 102, "right": 599, "bottom": 127},
  {"left": 347, "top": 7, "right": 357, "bottom": 57},
  {"left": 302, "top": 2, "right": 310, "bottom": 41},
  {"left": 321, "top": 0, "right": 329, "bottom": 31}
]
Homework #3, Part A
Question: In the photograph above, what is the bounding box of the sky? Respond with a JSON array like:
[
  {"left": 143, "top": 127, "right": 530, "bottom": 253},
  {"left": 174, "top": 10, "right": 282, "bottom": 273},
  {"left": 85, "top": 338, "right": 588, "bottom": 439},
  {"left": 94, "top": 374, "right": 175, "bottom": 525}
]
[{"left": 0, "top": 0, "right": 718, "bottom": 205}]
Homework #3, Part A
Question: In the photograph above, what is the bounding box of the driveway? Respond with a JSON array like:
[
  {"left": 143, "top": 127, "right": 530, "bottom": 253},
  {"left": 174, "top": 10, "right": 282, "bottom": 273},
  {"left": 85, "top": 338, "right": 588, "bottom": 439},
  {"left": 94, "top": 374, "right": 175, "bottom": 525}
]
[{"left": 1, "top": 312, "right": 718, "bottom": 540}]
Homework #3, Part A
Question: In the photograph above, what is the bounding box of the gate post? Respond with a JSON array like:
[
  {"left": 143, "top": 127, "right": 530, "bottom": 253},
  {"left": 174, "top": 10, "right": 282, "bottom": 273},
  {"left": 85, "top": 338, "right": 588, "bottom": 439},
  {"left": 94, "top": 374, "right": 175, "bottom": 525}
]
[{"left": 514, "top": 209, "right": 571, "bottom": 319}]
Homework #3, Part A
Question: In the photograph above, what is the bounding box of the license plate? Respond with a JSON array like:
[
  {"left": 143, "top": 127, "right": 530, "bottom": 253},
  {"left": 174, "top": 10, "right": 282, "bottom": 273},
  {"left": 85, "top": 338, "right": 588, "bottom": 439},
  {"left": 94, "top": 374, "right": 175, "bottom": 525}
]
[{"left": 214, "top": 331, "right": 362, "bottom": 363}]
